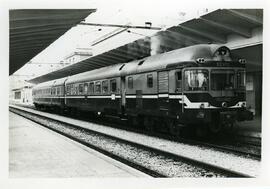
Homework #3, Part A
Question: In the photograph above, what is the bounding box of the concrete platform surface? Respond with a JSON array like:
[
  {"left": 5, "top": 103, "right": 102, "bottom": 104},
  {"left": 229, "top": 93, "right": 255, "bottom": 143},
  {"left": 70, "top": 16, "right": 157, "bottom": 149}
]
[{"left": 9, "top": 111, "right": 149, "bottom": 178}]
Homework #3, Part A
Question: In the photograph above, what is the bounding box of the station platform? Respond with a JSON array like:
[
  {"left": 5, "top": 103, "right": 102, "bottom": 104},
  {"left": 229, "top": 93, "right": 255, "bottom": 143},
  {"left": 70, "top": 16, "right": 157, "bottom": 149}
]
[{"left": 9, "top": 111, "right": 149, "bottom": 178}]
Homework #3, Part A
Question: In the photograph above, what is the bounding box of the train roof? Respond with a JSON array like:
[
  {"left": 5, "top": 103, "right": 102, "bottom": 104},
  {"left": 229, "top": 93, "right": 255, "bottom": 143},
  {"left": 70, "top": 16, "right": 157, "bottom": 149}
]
[
  {"left": 66, "top": 44, "right": 230, "bottom": 84},
  {"left": 34, "top": 44, "right": 233, "bottom": 87},
  {"left": 33, "top": 77, "right": 68, "bottom": 90}
]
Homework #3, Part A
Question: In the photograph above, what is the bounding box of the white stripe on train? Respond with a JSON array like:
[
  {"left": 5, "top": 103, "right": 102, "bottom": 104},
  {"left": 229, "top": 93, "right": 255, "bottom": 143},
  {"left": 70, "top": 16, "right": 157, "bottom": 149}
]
[{"left": 34, "top": 94, "right": 246, "bottom": 109}]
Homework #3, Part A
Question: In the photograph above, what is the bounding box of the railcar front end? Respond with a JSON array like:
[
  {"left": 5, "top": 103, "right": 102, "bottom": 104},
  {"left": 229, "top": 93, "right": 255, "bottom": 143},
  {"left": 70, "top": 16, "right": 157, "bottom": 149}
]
[{"left": 173, "top": 62, "right": 253, "bottom": 133}]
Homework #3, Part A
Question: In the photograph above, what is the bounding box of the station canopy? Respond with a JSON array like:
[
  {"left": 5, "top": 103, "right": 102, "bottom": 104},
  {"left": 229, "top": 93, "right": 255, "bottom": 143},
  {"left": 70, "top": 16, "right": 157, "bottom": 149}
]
[
  {"left": 10, "top": 9, "right": 96, "bottom": 75},
  {"left": 28, "top": 9, "right": 262, "bottom": 84}
]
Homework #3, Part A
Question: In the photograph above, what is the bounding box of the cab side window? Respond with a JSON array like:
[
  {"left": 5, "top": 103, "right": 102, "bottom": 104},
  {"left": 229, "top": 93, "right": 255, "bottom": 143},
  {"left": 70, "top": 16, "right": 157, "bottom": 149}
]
[
  {"left": 176, "top": 71, "right": 182, "bottom": 92},
  {"left": 147, "top": 74, "right": 153, "bottom": 88}
]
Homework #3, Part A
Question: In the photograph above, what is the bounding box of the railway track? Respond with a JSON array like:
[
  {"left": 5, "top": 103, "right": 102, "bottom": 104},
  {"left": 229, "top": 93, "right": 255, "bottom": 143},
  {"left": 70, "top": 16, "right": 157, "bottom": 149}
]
[
  {"left": 11, "top": 104, "right": 261, "bottom": 160},
  {"left": 10, "top": 105, "right": 258, "bottom": 177},
  {"left": 176, "top": 137, "right": 261, "bottom": 160}
]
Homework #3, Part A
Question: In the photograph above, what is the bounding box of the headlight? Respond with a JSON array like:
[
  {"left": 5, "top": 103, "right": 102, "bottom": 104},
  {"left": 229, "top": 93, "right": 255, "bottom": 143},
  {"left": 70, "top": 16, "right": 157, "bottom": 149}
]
[
  {"left": 222, "top": 102, "right": 227, "bottom": 108},
  {"left": 200, "top": 103, "right": 205, "bottom": 109}
]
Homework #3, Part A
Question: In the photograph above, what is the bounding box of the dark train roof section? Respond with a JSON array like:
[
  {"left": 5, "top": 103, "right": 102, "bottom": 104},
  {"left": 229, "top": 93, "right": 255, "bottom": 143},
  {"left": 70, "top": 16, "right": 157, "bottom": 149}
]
[{"left": 10, "top": 9, "right": 96, "bottom": 75}]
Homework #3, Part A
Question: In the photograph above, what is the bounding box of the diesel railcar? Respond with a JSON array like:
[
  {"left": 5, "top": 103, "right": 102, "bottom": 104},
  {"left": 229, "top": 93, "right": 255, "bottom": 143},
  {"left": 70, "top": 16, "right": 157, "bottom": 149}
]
[{"left": 32, "top": 44, "right": 253, "bottom": 134}]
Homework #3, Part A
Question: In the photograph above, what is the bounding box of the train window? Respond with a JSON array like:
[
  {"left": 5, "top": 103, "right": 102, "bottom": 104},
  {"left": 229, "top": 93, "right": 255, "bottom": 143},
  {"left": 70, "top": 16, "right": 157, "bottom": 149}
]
[
  {"left": 175, "top": 71, "right": 182, "bottom": 92},
  {"left": 184, "top": 69, "right": 209, "bottom": 91},
  {"left": 128, "top": 77, "right": 133, "bottom": 89},
  {"left": 57, "top": 87, "right": 60, "bottom": 95},
  {"left": 147, "top": 74, "right": 153, "bottom": 88},
  {"left": 75, "top": 86, "right": 78, "bottom": 95},
  {"left": 79, "top": 84, "right": 84, "bottom": 94},
  {"left": 72, "top": 85, "right": 75, "bottom": 95},
  {"left": 84, "top": 83, "right": 88, "bottom": 94},
  {"left": 95, "top": 81, "right": 101, "bottom": 93},
  {"left": 66, "top": 85, "right": 71, "bottom": 95},
  {"left": 70, "top": 85, "right": 73, "bottom": 95},
  {"left": 102, "top": 80, "right": 109, "bottom": 93},
  {"left": 110, "top": 79, "right": 117, "bottom": 93},
  {"left": 89, "top": 82, "right": 94, "bottom": 94},
  {"left": 211, "top": 70, "right": 235, "bottom": 90}
]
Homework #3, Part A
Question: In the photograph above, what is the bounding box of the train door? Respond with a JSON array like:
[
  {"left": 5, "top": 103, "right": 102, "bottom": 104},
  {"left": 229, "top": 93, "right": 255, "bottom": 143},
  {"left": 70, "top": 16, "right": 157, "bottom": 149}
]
[
  {"left": 63, "top": 77, "right": 69, "bottom": 106},
  {"left": 158, "top": 71, "right": 169, "bottom": 113},
  {"left": 120, "top": 76, "right": 126, "bottom": 114},
  {"left": 175, "top": 69, "right": 184, "bottom": 113}
]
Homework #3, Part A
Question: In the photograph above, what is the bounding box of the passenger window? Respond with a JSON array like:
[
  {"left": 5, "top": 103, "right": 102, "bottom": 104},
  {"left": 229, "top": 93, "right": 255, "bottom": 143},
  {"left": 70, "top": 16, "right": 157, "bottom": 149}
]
[
  {"left": 66, "top": 85, "right": 70, "bottom": 95},
  {"left": 102, "top": 80, "right": 109, "bottom": 93},
  {"left": 147, "top": 74, "right": 153, "bottom": 88},
  {"left": 84, "top": 83, "right": 88, "bottom": 94},
  {"left": 110, "top": 79, "right": 117, "bottom": 93},
  {"left": 72, "top": 85, "right": 75, "bottom": 95},
  {"left": 79, "top": 84, "right": 84, "bottom": 94},
  {"left": 176, "top": 71, "right": 182, "bottom": 92},
  {"left": 75, "top": 86, "right": 79, "bottom": 95},
  {"left": 95, "top": 81, "right": 101, "bottom": 93},
  {"left": 70, "top": 85, "right": 74, "bottom": 95},
  {"left": 89, "top": 82, "right": 94, "bottom": 94},
  {"left": 128, "top": 77, "right": 133, "bottom": 89}
]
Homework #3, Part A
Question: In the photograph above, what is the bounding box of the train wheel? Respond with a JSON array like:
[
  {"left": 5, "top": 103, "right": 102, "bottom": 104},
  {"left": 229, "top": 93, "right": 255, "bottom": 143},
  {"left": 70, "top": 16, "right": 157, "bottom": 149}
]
[
  {"left": 168, "top": 119, "right": 179, "bottom": 137},
  {"left": 144, "top": 116, "right": 155, "bottom": 133},
  {"left": 196, "top": 125, "right": 208, "bottom": 137},
  {"left": 208, "top": 122, "right": 222, "bottom": 133},
  {"left": 59, "top": 108, "right": 64, "bottom": 115},
  {"left": 70, "top": 108, "right": 77, "bottom": 117}
]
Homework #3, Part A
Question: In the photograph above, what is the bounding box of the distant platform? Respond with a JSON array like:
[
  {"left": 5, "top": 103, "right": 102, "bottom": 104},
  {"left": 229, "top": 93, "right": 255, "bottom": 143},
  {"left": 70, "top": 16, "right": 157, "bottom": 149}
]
[{"left": 9, "top": 111, "right": 149, "bottom": 178}]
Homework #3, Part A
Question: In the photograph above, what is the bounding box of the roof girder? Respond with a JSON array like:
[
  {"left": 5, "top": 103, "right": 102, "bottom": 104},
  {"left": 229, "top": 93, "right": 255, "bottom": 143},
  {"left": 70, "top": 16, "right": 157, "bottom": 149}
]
[{"left": 199, "top": 17, "right": 252, "bottom": 38}]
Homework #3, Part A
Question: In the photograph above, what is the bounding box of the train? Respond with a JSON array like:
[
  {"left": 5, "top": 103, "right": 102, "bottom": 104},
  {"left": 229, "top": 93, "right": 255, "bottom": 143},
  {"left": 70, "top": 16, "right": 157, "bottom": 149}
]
[{"left": 32, "top": 44, "right": 253, "bottom": 135}]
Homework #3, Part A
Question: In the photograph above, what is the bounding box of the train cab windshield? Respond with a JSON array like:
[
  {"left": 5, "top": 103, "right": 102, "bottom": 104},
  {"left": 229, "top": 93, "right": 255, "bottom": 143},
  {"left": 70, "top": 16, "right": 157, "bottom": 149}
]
[
  {"left": 211, "top": 70, "right": 235, "bottom": 90},
  {"left": 184, "top": 69, "right": 209, "bottom": 91},
  {"left": 183, "top": 68, "right": 246, "bottom": 92}
]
